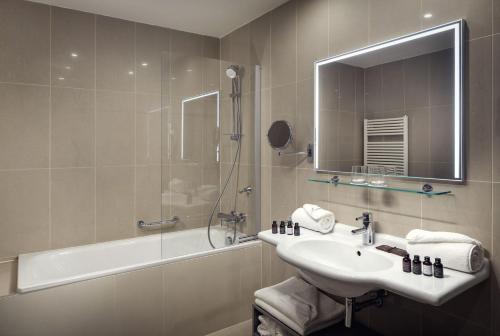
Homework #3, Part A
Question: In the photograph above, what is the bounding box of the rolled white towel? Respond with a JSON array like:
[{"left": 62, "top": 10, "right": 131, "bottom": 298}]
[
  {"left": 291, "top": 208, "right": 335, "bottom": 234},
  {"left": 303, "top": 204, "right": 333, "bottom": 221},
  {"left": 406, "top": 242, "right": 484, "bottom": 273},
  {"left": 406, "top": 229, "right": 482, "bottom": 246}
]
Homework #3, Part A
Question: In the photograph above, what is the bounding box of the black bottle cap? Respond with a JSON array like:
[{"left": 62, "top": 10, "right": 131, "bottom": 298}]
[
  {"left": 435, "top": 258, "right": 441, "bottom": 263},
  {"left": 404, "top": 253, "right": 410, "bottom": 258},
  {"left": 280, "top": 220, "right": 285, "bottom": 225},
  {"left": 287, "top": 220, "right": 293, "bottom": 224},
  {"left": 272, "top": 220, "right": 277, "bottom": 224},
  {"left": 413, "top": 255, "right": 420, "bottom": 261},
  {"left": 424, "top": 256, "right": 431, "bottom": 261}
]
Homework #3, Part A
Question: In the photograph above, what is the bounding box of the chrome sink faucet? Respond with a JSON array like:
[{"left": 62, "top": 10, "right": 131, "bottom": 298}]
[{"left": 352, "top": 212, "right": 374, "bottom": 245}]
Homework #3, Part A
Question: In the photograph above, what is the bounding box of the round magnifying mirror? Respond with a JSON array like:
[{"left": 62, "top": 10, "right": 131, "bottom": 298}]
[{"left": 267, "top": 120, "right": 292, "bottom": 151}]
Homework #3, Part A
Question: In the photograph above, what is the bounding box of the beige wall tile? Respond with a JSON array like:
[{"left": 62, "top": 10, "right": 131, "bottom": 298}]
[
  {"left": 51, "top": 7, "right": 95, "bottom": 89},
  {"left": 206, "top": 319, "right": 252, "bottom": 336},
  {"left": 467, "top": 37, "right": 492, "bottom": 181},
  {"left": 329, "top": 0, "right": 369, "bottom": 55},
  {"left": 271, "top": 1, "right": 297, "bottom": 87},
  {"left": 271, "top": 166, "right": 297, "bottom": 220},
  {"left": 271, "top": 83, "right": 297, "bottom": 167},
  {"left": 494, "top": 35, "right": 500, "bottom": 182},
  {"left": 297, "top": 0, "right": 328, "bottom": 81},
  {"left": 495, "top": 183, "right": 500, "bottom": 241},
  {"left": 495, "top": 0, "right": 500, "bottom": 34},
  {"left": 0, "top": 84, "right": 50, "bottom": 169},
  {"left": 136, "top": 93, "right": 162, "bottom": 165},
  {"left": 422, "top": 308, "right": 490, "bottom": 335},
  {"left": 369, "top": 0, "right": 421, "bottom": 43},
  {"left": 163, "top": 247, "right": 258, "bottom": 336},
  {"left": 96, "top": 90, "right": 135, "bottom": 166},
  {"left": 250, "top": 13, "right": 272, "bottom": 90},
  {"left": 51, "top": 168, "right": 95, "bottom": 249},
  {"left": 96, "top": 166, "right": 135, "bottom": 242},
  {"left": 422, "top": 0, "right": 492, "bottom": 40},
  {"left": 422, "top": 182, "right": 492, "bottom": 251},
  {"left": 0, "top": 276, "right": 115, "bottom": 336},
  {"left": 51, "top": 87, "right": 95, "bottom": 168},
  {"left": 492, "top": 235, "right": 500, "bottom": 334},
  {"left": 115, "top": 267, "right": 163, "bottom": 336},
  {"left": 0, "top": 259, "right": 17, "bottom": 297},
  {"left": 135, "top": 165, "right": 161, "bottom": 233},
  {"left": 96, "top": 15, "right": 135, "bottom": 92},
  {"left": 135, "top": 23, "right": 170, "bottom": 94},
  {"left": 296, "top": 168, "right": 328, "bottom": 207},
  {"left": 0, "top": 170, "right": 50, "bottom": 258},
  {"left": 0, "top": 0, "right": 49, "bottom": 84}
]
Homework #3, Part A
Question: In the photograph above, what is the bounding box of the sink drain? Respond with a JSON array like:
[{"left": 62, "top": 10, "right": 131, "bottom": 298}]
[{"left": 356, "top": 251, "right": 361, "bottom": 256}]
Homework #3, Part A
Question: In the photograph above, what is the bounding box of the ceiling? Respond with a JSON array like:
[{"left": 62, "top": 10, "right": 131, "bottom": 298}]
[{"left": 29, "top": 0, "right": 289, "bottom": 38}]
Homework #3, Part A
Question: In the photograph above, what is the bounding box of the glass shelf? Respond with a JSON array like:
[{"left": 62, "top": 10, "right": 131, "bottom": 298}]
[{"left": 308, "top": 178, "right": 452, "bottom": 196}]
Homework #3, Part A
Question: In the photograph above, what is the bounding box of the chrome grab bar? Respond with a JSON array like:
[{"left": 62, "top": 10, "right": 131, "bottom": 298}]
[{"left": 137, "top": 216, "right": 180, "bottom": 230}]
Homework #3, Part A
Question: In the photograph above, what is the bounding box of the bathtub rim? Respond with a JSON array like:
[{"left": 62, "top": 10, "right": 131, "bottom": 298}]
[{"left": 17, "top": 234, "right": 260, "bottom": 294}]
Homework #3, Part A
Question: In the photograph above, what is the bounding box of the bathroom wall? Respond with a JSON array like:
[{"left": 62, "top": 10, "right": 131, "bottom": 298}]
[
  {"left": 0, "top": 0, "right": 219, "bottom": 295},
  {"left": 221, "top": 0, "right": 500, "bottom": 334}
]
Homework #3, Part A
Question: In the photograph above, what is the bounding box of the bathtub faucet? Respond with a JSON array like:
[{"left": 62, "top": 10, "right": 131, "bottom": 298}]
[{"left": 217, "top": 211, "right": 246, "bottom": 224}]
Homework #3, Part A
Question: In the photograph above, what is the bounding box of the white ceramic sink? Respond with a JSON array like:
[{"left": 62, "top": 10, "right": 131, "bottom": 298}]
[
  {"left": 277, "top": 236, "right": 395, "bottom": 297},
  {"left": 259, "top": 224, "right": 490, "bottom": 305}
]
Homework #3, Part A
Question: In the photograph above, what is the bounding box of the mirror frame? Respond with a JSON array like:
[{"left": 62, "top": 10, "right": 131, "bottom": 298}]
[
  {"left": 313, "top": 20, "right": 464, "bottom": 182},
  {"left": 181, "top": 90, "right": 220, "bottom": 161},
  {"left": 267, "top": 120, "right": 293, "bottom": 151}
]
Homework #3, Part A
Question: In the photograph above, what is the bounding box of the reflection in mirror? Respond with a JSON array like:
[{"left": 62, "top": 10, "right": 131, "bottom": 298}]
[
  {"left": 181, "top": 91, "right": 219, "bottom": 162},
  {"left": 314, "top": 21, "right": 463, "bottom": 181},
  {"left": 267, "top": 120, "right": 293, "bottom": 150}
]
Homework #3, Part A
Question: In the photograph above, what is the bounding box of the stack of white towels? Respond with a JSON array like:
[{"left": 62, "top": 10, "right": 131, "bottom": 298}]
[
  {"left": 405, "top": 229, "right": 485, "bottom": 273},
  {"left": 291, "top": 204, "right": 336, "bottom": 234},
  {"left": 254, "top": 277, "right": 345, "bottom": 335}
]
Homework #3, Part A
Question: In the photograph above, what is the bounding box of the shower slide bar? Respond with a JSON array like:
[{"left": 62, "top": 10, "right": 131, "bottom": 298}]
[{"left": 137, "top": 216, "right": 180, "bottom": 230}]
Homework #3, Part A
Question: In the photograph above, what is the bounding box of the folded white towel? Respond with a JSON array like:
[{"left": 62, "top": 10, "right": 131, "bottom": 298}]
[
  {"left": 257, "top": 315, "right": 285, "bottom": 336},
  {"left": 291, "top": 208, "right": 335, "bottom": 234},
  {"left": 406, "top": 242, "right": 484, "bottom": 273},
  {"left": 255, "top": 298, "right": 343, "bottom": 336},
  {"left": 406, "top": 229, "right": 482, "bottom": 246},
  {"left": 303, "top": 204, "right": 333, "bottom": 221},
  {"left": 254, "top": 277, "right": 344, "bottom": 335}
]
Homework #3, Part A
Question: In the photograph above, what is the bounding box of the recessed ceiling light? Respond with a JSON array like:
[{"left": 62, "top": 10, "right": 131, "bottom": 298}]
[
  {"left": 65, "top": 66, "right": 71, "bottom": 70},
  {"left": 71, "top": 52, "right": 78, "bottom": 58},
  {"left": 423, "top": 13, "right": 433, "bottom": 19},
  {"left": 58, "top": 77, "right": 65, "bottom": 81},
  {"left": 141, "top": 62, "right": 148, "bottom": 67},
  {"left": 186, "top": 68, "right": 192, "bottom": 72},
  {"left": 171, "top": 77, "right": 176, "bottom": 80},
  {"left": 128, "top": 71, "right": 134, "bottom": 75}
]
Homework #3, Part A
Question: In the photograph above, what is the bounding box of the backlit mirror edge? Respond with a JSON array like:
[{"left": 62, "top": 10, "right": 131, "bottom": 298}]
[{"left": 313, "top": 20, "right": 464, "bottom": 183}]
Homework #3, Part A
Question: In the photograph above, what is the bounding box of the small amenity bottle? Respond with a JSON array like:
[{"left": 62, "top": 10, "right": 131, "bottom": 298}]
[
  {"left": 279, "top": 221, "right": 286, "bottom": 234},
  {"left": 286, "top": 220, "right": 293, "bottom": 235},
  {"left": 433, "top": 258, "right": 444, "bottom": 278},
  {"left": 402, "top": 254, "right": 411, "bottom": 273},
  {"left": 423, "top": 256, "right": 432, "bottom": 276},
  {"left": 294, "top": 222, "right": 300, "bottom": 236},
  {"left": 412, "top": 255, "right": 422, "bottom": 275},
  {"left": 272, "top": 220, "right": 278, "bottom": 234}
]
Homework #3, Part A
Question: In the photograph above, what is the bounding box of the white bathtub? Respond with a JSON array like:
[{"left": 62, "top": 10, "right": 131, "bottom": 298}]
[{"left": 17, "top": 227, "right": 258, "bottom": 293}]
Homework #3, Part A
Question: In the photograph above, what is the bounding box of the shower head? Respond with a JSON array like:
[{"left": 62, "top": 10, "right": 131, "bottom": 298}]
[{"left": 225, "top": 65, "right": 239, "bottom": 79}]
